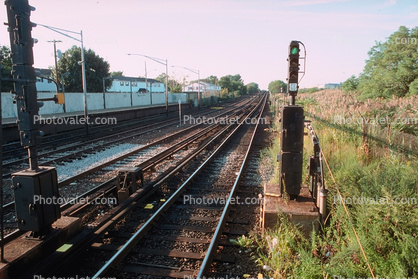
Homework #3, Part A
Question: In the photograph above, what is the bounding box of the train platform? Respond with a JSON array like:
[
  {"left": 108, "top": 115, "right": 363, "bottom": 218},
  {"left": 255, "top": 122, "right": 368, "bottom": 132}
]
[{"left": 2, "top": 102, "right": 192, "bottom": 143}]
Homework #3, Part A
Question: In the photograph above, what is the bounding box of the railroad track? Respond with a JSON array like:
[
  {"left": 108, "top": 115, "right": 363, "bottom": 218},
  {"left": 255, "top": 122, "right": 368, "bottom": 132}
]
[
  {"left": 2, "top": 103, "right": 219, "bottom": 171},
  {"left": 2, "top": 97, "right": 244, "bottom": 164},
  {"left": 2, "top": 110, "right": 171, "bottom": 161},
  {"left": 25, "top": 94, "right": 267, "bottom": 279},
  {"left": 2, "top": 97, "right": 253, "bottom": 205},
  {"left": 1, "top": 98, "right": 254, "bottom": 215},
  {"left": 0, "top": 97, "right": 259, "bottom": 248}
]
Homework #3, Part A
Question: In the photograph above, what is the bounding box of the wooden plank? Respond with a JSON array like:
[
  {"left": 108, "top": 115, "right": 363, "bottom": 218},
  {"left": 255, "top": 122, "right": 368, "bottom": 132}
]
[
  {"left": 122, "top": 265, "right": 196, "bottom": 278},
  {"left": 159, "top": 224, "right": 215, "bottom": 233},
  {"left": 223, "top": 229, "right": 247, "bottom": 235},
  {"left": 175, "top": 204, "right": 223, "bottom": 210},
  {"left": 91, "top": 243, "right": 122, "bottom": 251},
  {"left": 166, "top": 215, "right": 220, "bottom": 222},
  {"left": 137, "top": 248, "right": 204, "bottom": 259},
  {"left": 147, "top": 235, "right": 211, "bottom": 244},
  {"left": 228, "top": 218, "right": 249, "bottom": 224}
]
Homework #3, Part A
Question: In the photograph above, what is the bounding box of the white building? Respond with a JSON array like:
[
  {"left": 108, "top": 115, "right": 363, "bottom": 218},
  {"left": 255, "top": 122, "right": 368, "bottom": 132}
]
[
  {"left": 182, "top": 81, "right": 221, "bottom": 97},
  {"left": 33, "top": 70, "right": 166, "bottom": 94},
  {"left": 107, "top": 76, "right": 165, "bottom": 93}
]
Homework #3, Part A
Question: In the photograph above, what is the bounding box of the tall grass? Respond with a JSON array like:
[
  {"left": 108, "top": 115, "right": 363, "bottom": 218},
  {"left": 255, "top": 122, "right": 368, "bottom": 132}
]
[{"left": 242, "top": 92, "right": 418, "bottom": 278}]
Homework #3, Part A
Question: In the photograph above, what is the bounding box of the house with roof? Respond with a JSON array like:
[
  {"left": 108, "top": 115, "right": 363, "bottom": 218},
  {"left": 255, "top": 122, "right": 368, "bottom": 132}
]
[{"left": 107, "top": 76, "right": 165, "bottom": 93}]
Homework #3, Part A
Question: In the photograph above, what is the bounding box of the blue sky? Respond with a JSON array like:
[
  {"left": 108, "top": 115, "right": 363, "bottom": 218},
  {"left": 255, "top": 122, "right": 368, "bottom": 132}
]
[{"left": 1, "top": 0, "right": 417, "bottom": 90}]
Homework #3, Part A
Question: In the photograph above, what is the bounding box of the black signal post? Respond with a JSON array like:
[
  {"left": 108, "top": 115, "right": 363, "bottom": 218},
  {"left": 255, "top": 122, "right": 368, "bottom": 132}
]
[
  {"left": 287, "top": 40, "right": 300, "bottom": 105},
  {"left": 6, "top": 0, "right": 60, "bottom": 237},
  {"left": 279, "top": 40, "right": 305, "bottom": 199}
]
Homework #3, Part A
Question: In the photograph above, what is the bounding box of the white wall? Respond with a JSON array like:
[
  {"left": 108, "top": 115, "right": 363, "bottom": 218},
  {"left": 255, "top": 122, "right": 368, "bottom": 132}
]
[{"left": 2, "top": 92, "right": 190, "bottom": 119}]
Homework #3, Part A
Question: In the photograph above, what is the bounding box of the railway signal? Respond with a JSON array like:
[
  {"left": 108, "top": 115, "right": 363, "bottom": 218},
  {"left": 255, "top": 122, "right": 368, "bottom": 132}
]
[
  {"left": 279, "top": 40, "right": 306, "bottom": 199},
  {"left": 287, "top": 40, "right": 300, "bottom": 105},
  {"left": 6, "top": 0, "right": 60, "bottom": 237}
]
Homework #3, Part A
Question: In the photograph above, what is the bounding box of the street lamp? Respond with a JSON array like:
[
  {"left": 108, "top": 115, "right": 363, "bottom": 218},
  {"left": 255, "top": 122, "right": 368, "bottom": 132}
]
[
  {"left": 172, "top": 66, "right": 200, "bottom": 109},
  {"left": 37, "top": 23, "right": 88, "bottom": 134},
  {"left": 128, "top": 53, "right": 168, "bottom": 115}
]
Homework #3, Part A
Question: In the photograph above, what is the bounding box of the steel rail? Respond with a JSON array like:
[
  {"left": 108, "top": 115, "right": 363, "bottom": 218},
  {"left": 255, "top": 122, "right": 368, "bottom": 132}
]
[
  {"left": 91, "top": 94, "right": 265, "bottom": 279},
  {"left": 197, "top": 94, "right": 267, "bottom": 278},
  {"left": 26, "top": 105, "right": 247, "bottom": 279},
  {"left": 0, "top": 99, "right": 257, "bottom": 247},
  {"left": 2, "top": 104, "right": 244, "bottom": 211},
  {"left": 2, "top": 97, "right": 252, "bottom": 172}
]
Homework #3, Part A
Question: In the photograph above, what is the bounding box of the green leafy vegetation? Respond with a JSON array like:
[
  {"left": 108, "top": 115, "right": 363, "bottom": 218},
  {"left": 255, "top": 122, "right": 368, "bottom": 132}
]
[
  {"left": 342, "top": 26, "right": 418, "bottom": 99},
  {"left": 246, "top": 82, "right": 260, "bottom": 94},
  {"left": 341, "top": 75, "right": 359, "bottom": 93},
  {"left": 57, "top": 45, "right": 111, "bottom": 92},
  {"left": 268, "top": 80, "right": 287, "bottom": 93},
  {"left": 217, "top": 74, "right": 247, "bottom": 96},
  {"left": 298, "top": 87, "right": 323, "bottom": 94},
  {"left": 0, "top": 45, "right": 13, "bottom": 92}
]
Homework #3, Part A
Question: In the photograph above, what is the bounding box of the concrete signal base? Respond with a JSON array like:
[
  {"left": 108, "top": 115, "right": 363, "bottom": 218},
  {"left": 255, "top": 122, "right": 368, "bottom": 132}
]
[{"left": 261, "top": 183, "right": 320, "bottom": 236}]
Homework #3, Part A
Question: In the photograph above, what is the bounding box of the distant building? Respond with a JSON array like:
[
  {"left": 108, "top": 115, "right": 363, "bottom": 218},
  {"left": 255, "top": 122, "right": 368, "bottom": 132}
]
[
  {"left": 32, "top": 70, "right": 166, "bottom": 93},
  {"left": 324, "top": 83, "right": 342, "bottom": 89},
  {"left": 106, "top": 76, "right": 165, "bottom": 93},
  {"left": 182, "top": 81, "right": 221, "bottom": 96}
]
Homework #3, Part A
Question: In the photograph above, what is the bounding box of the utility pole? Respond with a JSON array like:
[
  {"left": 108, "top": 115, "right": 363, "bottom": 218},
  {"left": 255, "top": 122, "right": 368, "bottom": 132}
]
[{"left": 47, "top": 39, "right": 61, "bottom": 92}]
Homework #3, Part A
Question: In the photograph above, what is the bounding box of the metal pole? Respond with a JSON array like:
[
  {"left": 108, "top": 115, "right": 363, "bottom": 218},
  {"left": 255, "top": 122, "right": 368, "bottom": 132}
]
[
  {"left": 102, "top": 78, "right": 106, "bottom": 109},
  {"left": 130, "top": 81, "right": 133, "bottom": 107},
  {"left": 178, "top": 100, "right": 182, "bottom": 126},
  {"left": 165, "top": 59, "right": 168, "bottom": 116},
  {"left": 145, "top": 61, "right": 148, "bottom": 100},
  {"left": 198, "top": 70, "right": 201, "bottom": 109},
  {"left": 0, "top": 61, "right": 4, "bottom": 262},
  {"left": 150, "top": 82, "right": 153, "bottom": 105},
  {"left": 61, "top": 72, "right": 69, "bottom": 113},
  {"left": 80, "top": 31, "right": 88, "bottom": 135},
  {"left": 48, "top": 40, "right": 61, "bottom": 92}
]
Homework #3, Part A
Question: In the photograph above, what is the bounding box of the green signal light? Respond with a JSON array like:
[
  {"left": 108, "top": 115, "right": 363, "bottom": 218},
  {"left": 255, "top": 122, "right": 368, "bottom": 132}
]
[{"left": 291, "top": 47, "right": 299, "bottom": 55}]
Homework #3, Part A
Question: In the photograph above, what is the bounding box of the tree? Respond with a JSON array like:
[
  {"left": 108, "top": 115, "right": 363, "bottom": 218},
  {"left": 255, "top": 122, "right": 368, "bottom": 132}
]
[
  {"left": 202, "top": 75, "right": 218, "bottom": 85},
  {"left": 0, "top": 45, "right": 13, "bottom": 92},
  {"left": 155, "top": 72, "right": 181, "bottom": 92},
  {"left": 218, "top": 74, "right": 246, "bottom": 96},
  {"left": 56, "top": 45, "right": 111, "bottom": 92},
  {"left": 171, "top": 84, "right": 182, "bottom": 93},
  {"left": 111, "top": 71, "right": 123, "bottom": 76},
  {"left": 246, "top": 82, "right": 259, "bottom": 94},
  {"left": 268, "top": 80, "right": 287, "bottom": 93},
  {"left": 358, "top": 26, "right": 418, "bottom": 99},
  {"left": 341, "top": 75, "right": 359, "bottom": 93}
]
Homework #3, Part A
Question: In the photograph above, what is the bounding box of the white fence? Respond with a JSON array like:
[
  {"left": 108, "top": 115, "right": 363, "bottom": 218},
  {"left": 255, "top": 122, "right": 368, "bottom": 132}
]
[{"left": 2, "top": 92, "right": 189, "bottom": 119}]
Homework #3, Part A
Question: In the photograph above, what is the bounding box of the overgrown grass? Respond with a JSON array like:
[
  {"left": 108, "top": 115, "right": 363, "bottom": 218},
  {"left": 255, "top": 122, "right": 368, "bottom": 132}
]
[{"left": 241, "top": 94, "right": 418, "bottom": 278}]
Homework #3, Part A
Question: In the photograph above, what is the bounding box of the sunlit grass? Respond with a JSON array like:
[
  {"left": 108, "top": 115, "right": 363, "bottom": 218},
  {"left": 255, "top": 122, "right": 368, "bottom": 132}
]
[{"left": 240, "top": 92, "right": 418, "bottom": 278}]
